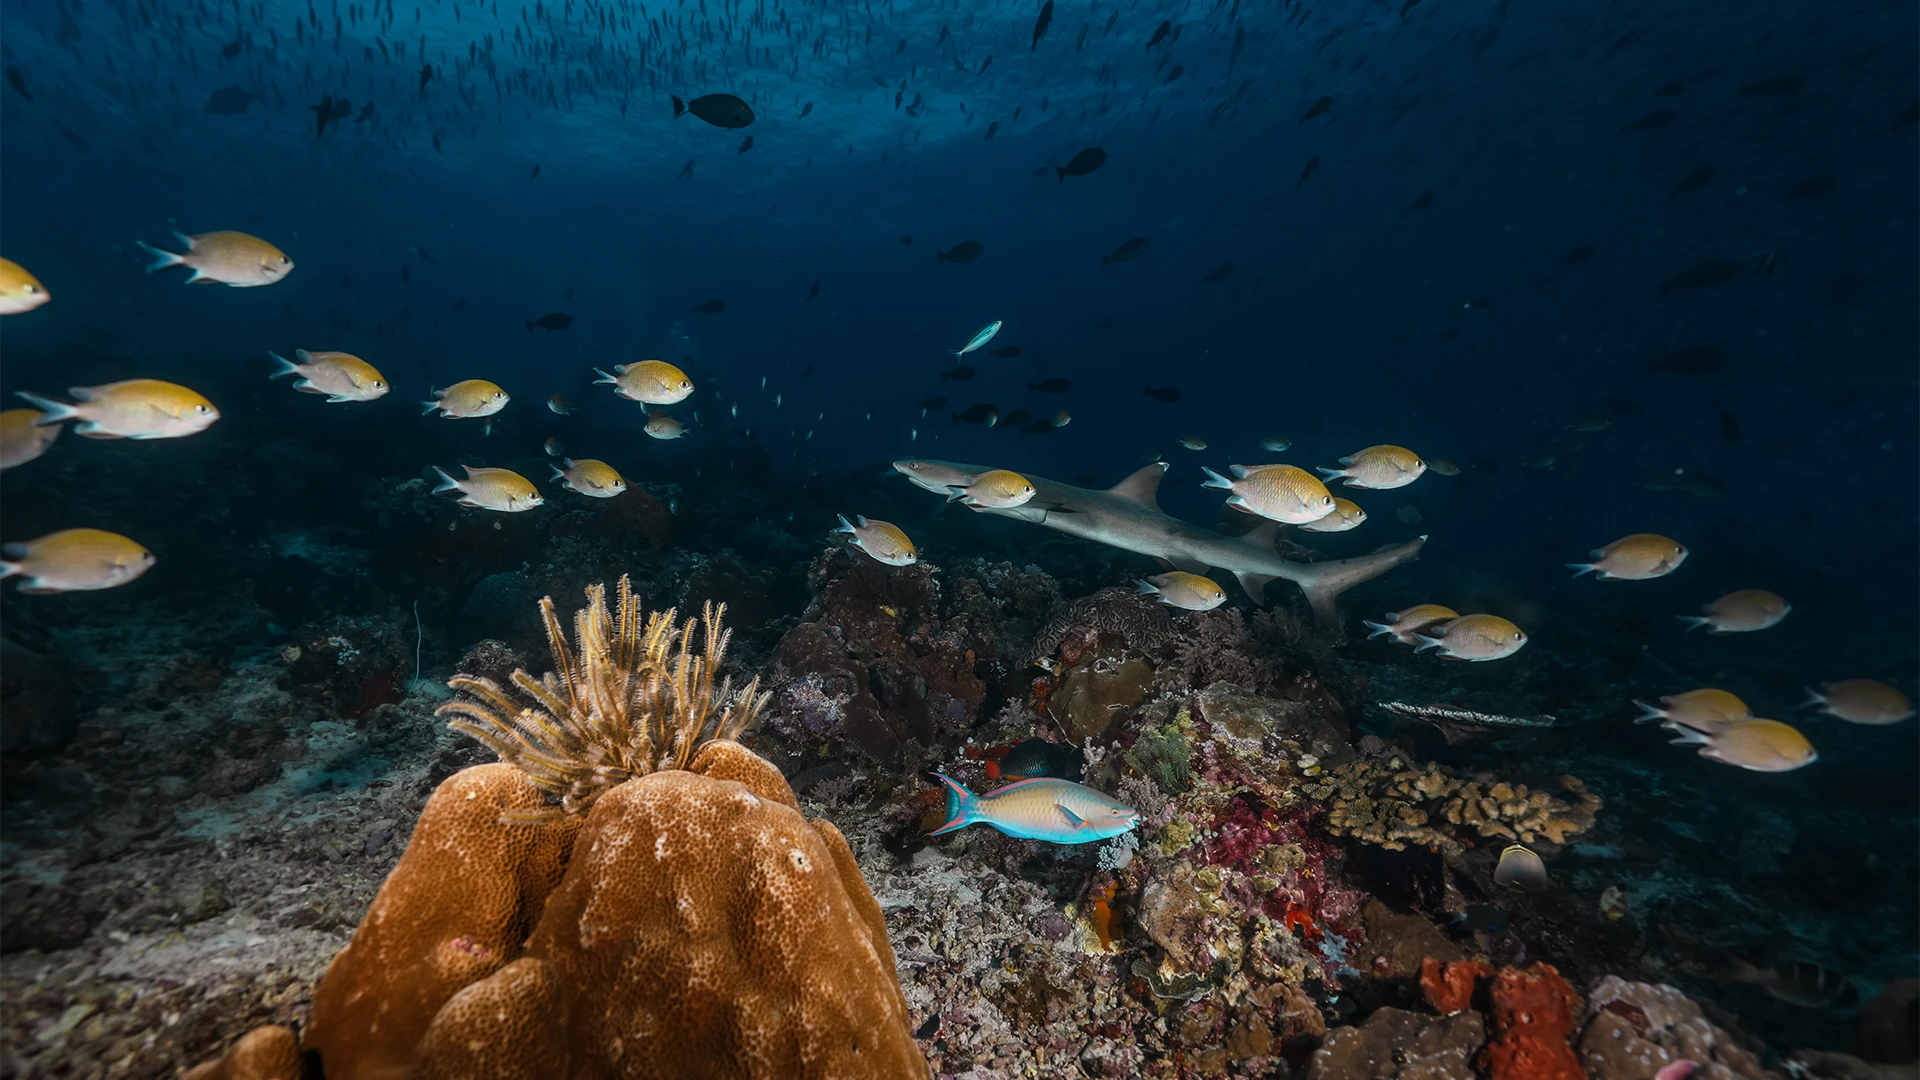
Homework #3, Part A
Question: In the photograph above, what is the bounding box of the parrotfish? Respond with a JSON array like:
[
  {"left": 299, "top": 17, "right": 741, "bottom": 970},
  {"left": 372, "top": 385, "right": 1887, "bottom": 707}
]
[{"left": 927, "top": 772, "right": 1138, "bottom": 844}]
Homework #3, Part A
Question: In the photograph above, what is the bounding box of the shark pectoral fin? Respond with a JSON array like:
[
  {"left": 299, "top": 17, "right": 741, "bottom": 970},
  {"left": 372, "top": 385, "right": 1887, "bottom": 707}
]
[
  {"left": 1105, "top": 462, "right": 1169, "bottom": 511},
  {"left": 1038, "top": 501, "right": 1077, "bottom": 514},
  {"left": 1234, "top": 571, "right": 1279, "bottom": 603},
  {"left": 1056, "top": 803, "right": 1087, "bottom": 828}
]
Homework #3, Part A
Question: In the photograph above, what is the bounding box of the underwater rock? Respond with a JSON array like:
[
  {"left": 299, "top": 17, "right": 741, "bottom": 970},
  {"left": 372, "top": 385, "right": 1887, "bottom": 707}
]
[
  {"left": 1856, "top": 978, "right": 1920, "bottom": 1064},
  {"left": 0, "top": 881, "right": 105, "bottom": 953},
  {"left": 457, "top": 570, "right": 542, "bottom": 645},
  {"left": 1579, "top": 975, "right": 1778, "bottom": 1080},
  {"left": 1308, "top": 1005, "right": 1485, "bottom": 1079},
  {"left": 1358, "top": 898, "right": 1461, "bottom": 979},
  {"left": 1048, "top": 636, "right": 1153, "bottom": 742},
  {"left": 0, "top": 637, "right": 77, "bottom": 755}
]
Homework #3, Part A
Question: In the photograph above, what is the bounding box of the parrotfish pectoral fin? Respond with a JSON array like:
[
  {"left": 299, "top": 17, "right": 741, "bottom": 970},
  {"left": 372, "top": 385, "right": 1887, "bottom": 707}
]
[
  {"left": 926, "top": 772, "right": 978, "bottom": 835},
  {"left": 1105, "top": 462, "right": 1169, "bottom": 510},
  {"left": 1055, "top": 803, "right": 1087, "bottom": 828}
]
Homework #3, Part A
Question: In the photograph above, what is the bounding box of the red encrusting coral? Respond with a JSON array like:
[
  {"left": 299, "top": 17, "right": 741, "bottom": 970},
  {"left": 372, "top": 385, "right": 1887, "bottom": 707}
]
[
  {"left": 1420, "top": 956, "right": 1495, "bottom": 1015},
  {"left": 1088, "top": 881, "right": 1118, "bottom": 952},
  {"left": 1481, "top": 962, "right": 1585, "bottom": 1080}
]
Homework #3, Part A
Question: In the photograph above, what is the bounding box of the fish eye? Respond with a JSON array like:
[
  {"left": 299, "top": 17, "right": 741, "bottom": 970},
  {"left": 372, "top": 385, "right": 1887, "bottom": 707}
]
[
  {"left": 278, "top": 256, "right": 291, "bottom": 265},
  {"left": 373, "top": 381, "right": 386, "bottom": 389},
  {"left": 22, "top": 284, "right": 36, "bottom": 294}
]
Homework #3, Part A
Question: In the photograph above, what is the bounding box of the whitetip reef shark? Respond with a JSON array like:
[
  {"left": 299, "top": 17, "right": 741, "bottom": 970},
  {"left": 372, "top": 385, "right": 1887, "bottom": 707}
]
[{"left": 893, "top": 459, "right": 1426, "bottom": 629}]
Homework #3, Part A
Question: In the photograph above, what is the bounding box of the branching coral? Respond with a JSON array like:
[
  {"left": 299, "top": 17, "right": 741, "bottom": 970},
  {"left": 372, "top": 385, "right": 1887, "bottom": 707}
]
[
  {"left": 1302, "top": 758, "right": 1600, "bottom": 851},
  {"left": 438, "top": 575, "right": 769, "bottom": 820}
]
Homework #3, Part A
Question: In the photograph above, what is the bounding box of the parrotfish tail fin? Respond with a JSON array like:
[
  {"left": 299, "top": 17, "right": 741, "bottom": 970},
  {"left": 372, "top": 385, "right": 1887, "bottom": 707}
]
[
  {"left": 670, "top": 94, "right": 687, "bottom": 118},
  {"left": 1315, "top": 466, "right": 1344, "bottom": 481},
  {"left": 1630, "top": 699, "right": 1666, "bottom": 724},
  {"left": 13, "top": 391, "right": 75, "bottom": 424},
  {"left": 834, "top": 514, "right": 856, "bottom": 534},
  {"left": 1199, "top": 466, "right": 1233, "bottom": 490},
  {"left": 1661, "top": 721, "right": 1712, "bottom": 746},
  {"left": 1234, "top": 571, "right": 1279, "bottom": 604},
  {"left": 925, "top": 772, "right": 978, "bottom": 835},
  {"left": 1675, "top": 615, "right": 1711, "bottom": 632},
  {"left": 1567, "top": 562, "right": 1598, "bottom": 578},
  {"left": 1413, "top": 634, "right": 1444, "bottom": 653},
  {"left": 1363, "top": 620, "right": 1393, "bottom": 639},
  {"left": 135, "top": 240, "right": 184, "bottom": 274},
  {"left": 429, "top": 466, "right": 461, "bottom": 494},
  {"left": 267, "top": 351, "right": 299, "bottom": 379},
  {"left": 592, "top": 367, "right": 617, "bottom": 385}
]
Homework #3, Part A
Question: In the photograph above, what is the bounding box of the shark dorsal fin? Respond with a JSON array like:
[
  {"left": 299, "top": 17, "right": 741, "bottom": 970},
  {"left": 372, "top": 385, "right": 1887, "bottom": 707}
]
[{"left": 1106, "top": 462, "right": 1169, "bottom": 510}]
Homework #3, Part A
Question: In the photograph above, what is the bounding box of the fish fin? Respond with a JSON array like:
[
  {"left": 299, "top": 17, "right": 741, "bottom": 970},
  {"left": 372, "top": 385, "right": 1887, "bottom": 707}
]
[
  {"left": 549, "top": 465, "right": 567, "bottom": 482},
  {"left": 670, "top": 94, "right": 687, "bottom": 118},
  {"left": 1234, "top": 572, "right": 1278, "bottom": 603},
  {"left": 74, "top": 423, "right": 123, "bottom": 439},
  {"left": 1631, "top": 700, "right": 1666, "bottom": 724},
  {"left": 1289, "top": 536, "right": 1426, "bottom": 632},
  {"left": 1567, "top": 563, "right": 1597, "bottom": 577},
  {"left": 429, "top": 466, "right": 461, "bottom": 494},
  {"left": 1363, "top": 620, "right": 1394, "bottom": 639},
  {"left": 1160, "top": 556, "right": 1206, "bottom": 574},
  {"left": 0, "top": 561, "right": 17, "bottom": 579},
  {"left": 173, "top": 230, "right": 195, "bottom": 249},
  {"left": 1055, "top": 803, "right": 1086, "bottom": 827},
  {"left": 185, "top": 268, "right": 215, "bottom": 284},
  {"left": 1105, "top": 462, "right": 1169, "bottom": 509},
  {"left": 1675, "top": 615, "right": 1712, "bottom": 631},
  {"left": 267, "top": 351, "right": 300, "bottom": 378},
  {"left": 1413, "top": 634, "right": 1444, "bottom": 653},
  {"left": 1338, "top": 456, "right": 1355, "bottom": 466},
  {"left": 135, "top": 240, "right": 184, "bottom": 273},
  {"left": 13, "top": 391, "right": 75, "bottom": 424},
  {"left": 834, "top": 514, "right": 856, "bottom": 534},
  {"left": 1134, "top": 578, "right": 1158, "bottom": 595},
  {"left": 1315, "top": 466, "right": 1344, "bottom": 480},
  {"left": 1239, "top": 519, "right": 1280, "bottom": 552},
  {"left": 1801, "top": 687, "right": 1826, "bottom": 709},
  {"left": 322, "top": 394, "right": 352, "bottom": 403},
  {"left": 419, "top": 395, "right": 442, "bottom": 415},
  {"left": 925, "top": 772, "right": 976, "bottom": 835}
]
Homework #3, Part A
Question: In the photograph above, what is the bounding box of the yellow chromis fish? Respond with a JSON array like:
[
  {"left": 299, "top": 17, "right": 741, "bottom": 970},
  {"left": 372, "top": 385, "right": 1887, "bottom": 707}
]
[
  {"left": 430, "top": 465, "right": 544, "bottom": 512},
  {"left": 0, "top": 528, "right": 155, "bottom": 594},
  {"left": 950, "top": 469, "right": 1036, "bottom": 509},
  {"left": 1201, "top": 464, "right": 1335, "bottom": 525},
  {"left": 16, "top": 379, "right": 219, "bottom": 440},
  {"left": 927, "top": 773, "right": 1138, "bottom": 845},
  {"left": 547, "top": 394, "right": 575, "bottom": 416},
  {"left": 1634, "top": 688, "right": 1751, "bottom": 733},
  {"left": 0, "top": 408, "right": 60, "bottom": 469},
  {"left": 0, "top": 258, "right": 50, "bottom": 314},
  {"left": 1300, "top": 497, "right": 1366, "bottom": 533},
  {"left": 269, "top": 350, "right": 389, "bottom": 403},
  {"left": 594, "top": 360, "right": 694, "bottom": 405},
  {"left": 549, "top": 457, "right": 627, "bottom": 498},
  {"left": 1570, "top": 533, "right": 1687, "bottom": 581},
  {"left": 1136, "top": 571, "right": 1226, "bottom": 611},
  {"left": 1803, "top": 680, "right": 1913, "bottom": 725},
  {"left": 835, "top": 514, "right": 918, "bottom": 566},
  {"left": 422, "top": 380, "right": 509, "bottom": 419},
  {"left": 1363, "top": 604, "right": 1460, "bottom": 645},
  {"left": 644, "top": 410, "right": 688, "bottom": 440},
  {"left": 1318, "top": 445, "right": 1426, "bottom": 490},
  {"left": 137, "top": 230, "right": 292, "bottom": 287},
  {"left": 1414, "top": 614, "right": 1527, "bottom": 661},
  {"left": 1664, "top": 717, "right": 1816, "bottom": 772},
  {"left": 1678, "top": 589, "right": 1789, "bottom": 634}
]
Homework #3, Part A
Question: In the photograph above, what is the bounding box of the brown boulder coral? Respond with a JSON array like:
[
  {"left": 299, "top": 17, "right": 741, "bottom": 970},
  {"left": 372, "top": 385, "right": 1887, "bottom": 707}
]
[{"left": 191, "top": 578, "right": 926, "bottom": 1080}]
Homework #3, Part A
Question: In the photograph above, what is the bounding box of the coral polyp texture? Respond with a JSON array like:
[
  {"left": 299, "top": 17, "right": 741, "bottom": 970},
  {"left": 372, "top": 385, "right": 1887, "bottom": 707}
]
[
  {"left": 438, "top": 575, "right": 771, "bottom": 819},
  {"left": 190, "top": 582, "right": 925, "bottom": 1080}
]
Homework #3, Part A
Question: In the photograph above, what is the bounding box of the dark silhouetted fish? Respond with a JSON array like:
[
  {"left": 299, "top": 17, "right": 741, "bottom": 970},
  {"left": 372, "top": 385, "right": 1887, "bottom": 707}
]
[
  {"left": 679, "top": 160, "right": 695, "bottom": 180},
  {"left": 1659, "top": 259, "right": 1744, "bottom": 293},
  {"left": 5, "top": 66, "right": 30, "bottom": 100},
  {"left": 1163, "top": 65, "right": 1184, "bottom": 84},
  {"left": 1146, "top": 20, "right": 1172, "bottom": 49},
  {"left": 1624, "top": 109, "right": 1677, "bottom": 132},
  {"left": 1031, "top": 0, "right": 1053, "bottom": 52},
  {"left": 1560, "top": 246, "right": 1595, "bottom": 263},
  {"left": 356, "top": 102, "right": 374, "bottom": 123},
  {"left": 738, "top": 136, "right": 754, "bottom": 154},
  {"left": 418, "top": 63, "right": 434, "bottom": 93},
  {"left": 1408, "top": 191, "right": 1436, "bottom": 211},
  {"left": 1028, "top": 378, "right": 1072, "bottom": 393},
  {"left": 1000, "top": 737, "right": 1086, "bottom": 780},
  {"left": 1650, "top": 346, "right": 1731, "bottom": 375},
  {"left": 1787, "top": 174, "right": 1834, "bottom": 198},
  {"left": 1723, "top": 959, "right": 1854, "bottom": 1009},
  {"left": 952, "top": 404, "right": 998, "bottom": 426},
  {"left": 691, "top": 299, "right": 727, "bottom": 313},
  {"left": 937, "top": 240, "right": 985, "bottom": 263},
  {"left": 1715, "top": 403, "right": 1741, "bottom": 442},
  {"left": 1143, "top": 385, "right": 1181, "bottom": 403},
  {"left": 803, "top": 365, "right": 814, "bottom": 377},
  {"left": 526, "top": 312, "right": 573, "bottom": 331},
  {"left": 1298, "top": 156, "right": 1319, "bottom": 188},
  {"left": 993, "top": 345, "right": 1022, "bottom": 358},
  {"left": 1669, "top": 166, "right": 1715, "bottom": 196},
  {"left": 1300, "top": 95, "right": 1333, "bottom": 123},
  {"left": 805, "top": 280, "right": 820, "bottom": 301},
  {"left": 798, "top": 101, "right": 814, "bottom": 119},
  {"left": 1202, "top": 263, "right": 1234, "bottom": 283},
  {"left": 1057, "top": 147, "right": 1108, "bottom": 182},
  {"left": 671, "top": 93, "right": 754, "bottom": 128},
  {"left": 941, "top": 366, "right": 977, "bottom": 382},
  {"left": 205, "top": 86, "right": 254, "bottom": 114},
  {"left": 529, "top": 164, "right": 540, "bottom": 178},
  {"left": 1102, "top": 237, "right": 1149, "bottom": 265},
  {"left": 1740, "top": 74, "right": 1805, "bottom": 96},
  {"left": 1450, "top": 905, "right": 1508, "bottom": 934},
  {"left": 222, "top": 37, "right": 243, "bottom": 58},
  {"left": 310, "top": 95, "right": 346, "bottom": 136}
]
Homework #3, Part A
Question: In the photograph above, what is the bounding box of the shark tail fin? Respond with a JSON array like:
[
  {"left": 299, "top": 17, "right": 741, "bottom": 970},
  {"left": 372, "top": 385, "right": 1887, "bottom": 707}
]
[
  {"left": 1234, "top": 571, "right": 1279, "bottom": 603},
  {"left": 1291, "top": 535, "right": 1428, "bottom": 633},
  {"left": 925, "top": 772, "right": 978, "bottom": 836}
]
